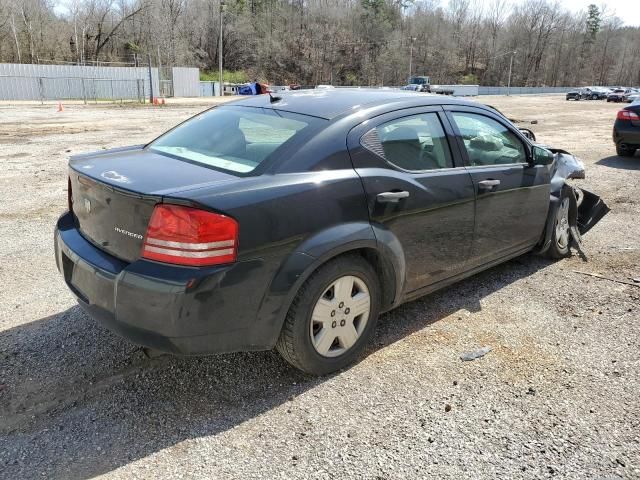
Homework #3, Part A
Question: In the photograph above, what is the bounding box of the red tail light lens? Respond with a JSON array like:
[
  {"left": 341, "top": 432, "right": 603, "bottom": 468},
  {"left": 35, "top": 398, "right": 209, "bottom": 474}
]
[
  {"left": 67, "top": 176, "right": 73, "bottom": 213},
  {"left": 617, "top": 110, "right": 640, "bottom": 121},
  {"left": 141, "top": 205, "right": 238, "bottom": 266}
]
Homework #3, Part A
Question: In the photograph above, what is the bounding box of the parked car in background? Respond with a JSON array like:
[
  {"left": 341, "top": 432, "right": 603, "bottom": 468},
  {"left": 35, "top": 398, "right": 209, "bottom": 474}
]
[
  {"left": 624, "top": 89, "right": 640, "bottom": 103},
  {"left": 613, "top": 102, "right": 640, "bottom": 157},
  {"left": 55, "top": 90, "right": 609, "bottom": 375},
  {"left": 607, "top": 88, "right": 631, "bottom": 102},
  {"left": 566, "top": 89, "right": 582, "bottom": 100},
  {"left": 408, "top": 76, "right": 431, "bottom": 92},
  {"left": 401, "top": 84, "right": 430, "bottom": 92},
  {"left": 581, "top": 87, "right": 608, "bottom": 100}
]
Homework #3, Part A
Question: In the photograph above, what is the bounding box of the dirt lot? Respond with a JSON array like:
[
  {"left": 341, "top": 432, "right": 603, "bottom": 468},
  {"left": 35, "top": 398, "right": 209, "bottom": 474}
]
[{"left": 1, "top": 95, "right": 639, "bottom": 479}]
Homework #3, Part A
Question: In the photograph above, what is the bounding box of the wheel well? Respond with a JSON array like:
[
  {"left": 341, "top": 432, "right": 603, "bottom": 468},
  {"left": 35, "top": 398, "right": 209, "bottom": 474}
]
[
  {"left": 353, "top": 248, "right": 397, "bottom": 311},
  {"left": 273, "top": 246, "right": 399, "bottom": 343}
]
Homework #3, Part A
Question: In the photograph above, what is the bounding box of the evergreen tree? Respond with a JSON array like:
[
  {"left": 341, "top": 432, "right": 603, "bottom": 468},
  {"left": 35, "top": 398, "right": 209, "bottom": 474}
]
[{"left": 585, "top": 4, "right": 601, "bottom": 44}]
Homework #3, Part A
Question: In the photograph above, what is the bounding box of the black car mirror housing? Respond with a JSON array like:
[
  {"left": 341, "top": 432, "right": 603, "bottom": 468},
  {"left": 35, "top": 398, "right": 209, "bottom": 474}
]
[{"left": 532, "top": 146, "right": 554, "bottom": 166}]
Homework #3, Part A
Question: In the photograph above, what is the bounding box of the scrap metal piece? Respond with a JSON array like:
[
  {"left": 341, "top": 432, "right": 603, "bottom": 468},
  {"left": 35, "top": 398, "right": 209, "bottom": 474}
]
[
  {"left": 577, "top": 188, "right": 611, "bottom": 235},
  {"left": 460, "top": 346, "right": 492, "bottom": 362},
  {"left": 548, "top": 149, "right": 586, "bottom": 193}
]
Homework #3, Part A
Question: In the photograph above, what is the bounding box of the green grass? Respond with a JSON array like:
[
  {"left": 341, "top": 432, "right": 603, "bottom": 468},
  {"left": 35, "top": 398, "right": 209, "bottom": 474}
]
[{"left": 200, "top": 70, "right": 248, "bottom": 84}]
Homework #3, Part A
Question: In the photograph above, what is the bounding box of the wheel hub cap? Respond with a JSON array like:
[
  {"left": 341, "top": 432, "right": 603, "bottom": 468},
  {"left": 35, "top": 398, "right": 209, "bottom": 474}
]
[
  {"left": 555, "top": 197, "right": 571, "bottom": 249},
  {"left": 310, "top": 275, "right": 371, "bottom": 358}
]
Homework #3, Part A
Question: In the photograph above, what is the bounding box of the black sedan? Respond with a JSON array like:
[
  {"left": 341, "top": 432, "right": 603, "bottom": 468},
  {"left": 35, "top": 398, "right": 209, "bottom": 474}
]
[
  {"left": 55, "top": 90, "right": 607, "bottom": 374},
  {"left": 613, "top": 102, "right": 640, "bottom": 157},
  {"left": 566, "top": 89, "right": 582, "bottom": 100},
  {"left": 581, "top": 87, "right": 608, "bottom": 100}
]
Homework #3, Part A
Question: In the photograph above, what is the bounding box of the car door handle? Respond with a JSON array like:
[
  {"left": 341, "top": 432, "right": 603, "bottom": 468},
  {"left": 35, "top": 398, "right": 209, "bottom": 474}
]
[
  {"left": 478, "top": 179, "right": 501, "bottom": 191},
  {"left": 376, "top": 191, "right": 410, "bottom": 203}
]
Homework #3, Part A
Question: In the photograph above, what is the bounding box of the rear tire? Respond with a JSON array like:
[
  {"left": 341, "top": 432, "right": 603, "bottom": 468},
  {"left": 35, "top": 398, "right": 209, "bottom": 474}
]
[
  {"left": 276, "top": 255, "right": 381, "bottom": 375},
  {"left": 616, "top": 145, "right": 637, "bottom": 157},
  {"left": 546, "top": 192, "right": 572, "bottom": 259}
]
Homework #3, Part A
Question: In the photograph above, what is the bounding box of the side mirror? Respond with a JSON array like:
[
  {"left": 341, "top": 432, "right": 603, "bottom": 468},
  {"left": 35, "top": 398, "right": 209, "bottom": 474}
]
[
  {"left": 518, "top": 127, "right": 536, "bottom": 142},
  {"left": 532, "top": 146, "right": 554, "bottom": 166}
]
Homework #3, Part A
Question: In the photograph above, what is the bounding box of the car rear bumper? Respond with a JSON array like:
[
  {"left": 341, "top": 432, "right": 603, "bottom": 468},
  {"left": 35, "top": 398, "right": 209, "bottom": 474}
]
[
  {"left": 613, "top": 123, "right": 640, "bottom": 147},
  {"left": 54, "top": 211, "right": 272, "bottom": 355}
]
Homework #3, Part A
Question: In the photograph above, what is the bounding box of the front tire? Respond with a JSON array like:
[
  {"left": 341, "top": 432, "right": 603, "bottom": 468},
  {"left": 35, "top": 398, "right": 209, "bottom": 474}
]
[
  {"left": 546, "top": 193, "right": 572, "bottom": 259},
  {"left": 276, "top": 255, "right": 381, "bottom": 375}
]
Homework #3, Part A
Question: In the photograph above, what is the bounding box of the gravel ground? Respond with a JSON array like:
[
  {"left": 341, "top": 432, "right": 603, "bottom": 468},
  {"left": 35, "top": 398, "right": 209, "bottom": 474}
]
[{"left": 1, "top": 95, "right": 639, "bottom": 479}]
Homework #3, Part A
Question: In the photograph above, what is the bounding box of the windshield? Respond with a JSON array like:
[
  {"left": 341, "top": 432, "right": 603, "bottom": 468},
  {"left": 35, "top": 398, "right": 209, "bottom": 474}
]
[
  {"left": 409, "top": 76, "right": 429, "bottom": 85},
  {"left": 149, "top": 106, "right": 323, "bottom": 174}
]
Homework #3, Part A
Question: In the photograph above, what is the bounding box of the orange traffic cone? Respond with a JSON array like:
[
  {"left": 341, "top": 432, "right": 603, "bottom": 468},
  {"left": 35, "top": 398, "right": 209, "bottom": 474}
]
[
  {"left": 57, "top": 102, "right": 64, "bottom": 112},
  {"left": 153, "top": 97, "right": 159, "bottom": 106}
]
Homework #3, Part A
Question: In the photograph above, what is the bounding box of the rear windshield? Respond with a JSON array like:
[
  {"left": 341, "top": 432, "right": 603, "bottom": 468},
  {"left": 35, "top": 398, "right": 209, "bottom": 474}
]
[{"left": 149, "top": 106, "right": 323, "bottom": 173}]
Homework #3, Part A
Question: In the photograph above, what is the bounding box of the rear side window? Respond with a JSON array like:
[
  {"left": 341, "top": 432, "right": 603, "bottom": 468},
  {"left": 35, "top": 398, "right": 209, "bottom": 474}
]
[
  {"left": 451, "top": 112, "right": 527, "bottom": 166},
  {"left": 363, "top": 113, "right": 453, "bottom": 171},
  {"left": 149, "top": 107, "right": 323, "bottom": 174}
]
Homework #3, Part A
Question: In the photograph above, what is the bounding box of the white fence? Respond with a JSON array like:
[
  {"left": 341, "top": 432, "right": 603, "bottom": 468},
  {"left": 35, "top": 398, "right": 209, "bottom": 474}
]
[
  {"left": 478, "top": 86, "right": 574, "bottom": 95},
  {"left": 172, "top": 67, "right": 200, "bottom": 97},
  {"left": 200, "top": 81, "right": 222, "bottom": 96},
  {"left": 0, "top": 63, "right": 160, "bottom": 102},
  {"left": 433, "top": 84, "right": 479, "bottom": 96},
  {"left": 0, "top": 63, "right": 578, "bottom": 101}
]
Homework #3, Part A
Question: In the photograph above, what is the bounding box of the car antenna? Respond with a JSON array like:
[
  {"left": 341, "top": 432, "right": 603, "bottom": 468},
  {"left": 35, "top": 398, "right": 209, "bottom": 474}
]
[{"left": 268, "top": 91, "right": 282, "bottom": 103}]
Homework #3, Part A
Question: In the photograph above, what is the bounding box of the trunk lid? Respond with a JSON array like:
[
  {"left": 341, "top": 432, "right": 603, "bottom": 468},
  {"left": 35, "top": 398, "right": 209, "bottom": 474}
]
[{"left": 69, "top": 146, "right": 240, "bottom": 262}]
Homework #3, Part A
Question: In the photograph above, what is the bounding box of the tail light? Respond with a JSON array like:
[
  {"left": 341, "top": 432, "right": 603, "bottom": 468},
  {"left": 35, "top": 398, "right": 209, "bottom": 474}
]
[
  {"left": 141, "top": 204, "right": 238, "bottom": 266},
  {"left": 67, "top": 176, "right": 73, "bottom": 213},
  {"left": 617, "top": 110, "right": 640, "bottom": 121}
]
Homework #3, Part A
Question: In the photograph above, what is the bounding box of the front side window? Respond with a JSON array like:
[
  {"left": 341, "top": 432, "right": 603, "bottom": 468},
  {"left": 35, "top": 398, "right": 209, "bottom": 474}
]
[
  {"left": 451, "top": 112, "right": 527, "bottom": 166},
  {"left": 149, "top": 107, "right": 323, "bottom": 174},
  {"left": 366, "top": 113, "right": 453, "bottom": 171}
]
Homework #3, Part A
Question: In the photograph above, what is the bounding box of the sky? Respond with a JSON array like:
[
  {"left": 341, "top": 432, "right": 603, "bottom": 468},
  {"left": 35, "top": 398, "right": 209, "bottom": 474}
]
[
  {"left": 506, "top": 0, "right": 640, "bottom": 27},
  {"left": 52, "top": 1, "right": 640, "bottom": 27}
]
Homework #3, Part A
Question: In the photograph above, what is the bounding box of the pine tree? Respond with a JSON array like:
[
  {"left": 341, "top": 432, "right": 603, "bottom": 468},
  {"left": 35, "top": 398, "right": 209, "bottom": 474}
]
[{"left": 585, "top": 4, "right": 601, "bottom": 45}]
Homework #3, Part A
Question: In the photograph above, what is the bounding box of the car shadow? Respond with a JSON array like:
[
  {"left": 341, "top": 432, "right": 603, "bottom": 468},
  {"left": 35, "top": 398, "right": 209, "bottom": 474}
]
[
  {"left": 596, "top": 154, "right": 640, "bottom": 170},
  {"left": 0, "top": 254, "right": 554, "bottom": 479}
]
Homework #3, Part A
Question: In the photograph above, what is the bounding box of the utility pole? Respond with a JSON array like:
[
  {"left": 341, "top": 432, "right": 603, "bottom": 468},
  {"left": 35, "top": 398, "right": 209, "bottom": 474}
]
[
  {"left": 148, "top": 53, "right": 154, "bottom": 103},
  {"left": 218, "top": 1, "right": 225, "bottom": 96},
  {"left": 408, "top": 37, "right": 416, "bottom": 80},
  {"left": 507, "top": 51, "right": 516, "bottom": 96}
]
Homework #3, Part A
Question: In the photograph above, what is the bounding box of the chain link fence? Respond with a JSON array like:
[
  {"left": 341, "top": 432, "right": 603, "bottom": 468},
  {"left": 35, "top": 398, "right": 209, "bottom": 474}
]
[{"left": 0, "top": 75, "right": 147, "bottom": 103}]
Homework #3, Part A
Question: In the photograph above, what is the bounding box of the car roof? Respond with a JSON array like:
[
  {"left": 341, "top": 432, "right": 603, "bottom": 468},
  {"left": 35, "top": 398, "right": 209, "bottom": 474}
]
[{"left": 226, "top": 88, "right": 485, "bottom": 120}]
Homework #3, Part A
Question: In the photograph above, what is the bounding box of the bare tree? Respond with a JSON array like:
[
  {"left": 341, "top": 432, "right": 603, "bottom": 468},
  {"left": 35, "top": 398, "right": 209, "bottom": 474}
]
[{"left": 0, "top": 0, "right": 638, "bottom": 87}]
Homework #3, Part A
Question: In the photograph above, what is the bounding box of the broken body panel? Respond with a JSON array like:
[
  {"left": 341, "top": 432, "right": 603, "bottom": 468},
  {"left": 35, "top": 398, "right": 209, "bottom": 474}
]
[{"left": 534, "top": 146, "right": 610, "bottom": 255}]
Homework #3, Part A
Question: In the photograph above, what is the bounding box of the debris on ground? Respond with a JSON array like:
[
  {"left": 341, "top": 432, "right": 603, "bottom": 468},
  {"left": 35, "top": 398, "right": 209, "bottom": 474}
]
[
  {"left": 460, "top": 346, "right": 492, "bottom": 362},
  {"left": 573, "top": 270, "right": 640, "bottom": 288}
]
